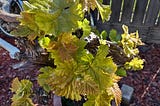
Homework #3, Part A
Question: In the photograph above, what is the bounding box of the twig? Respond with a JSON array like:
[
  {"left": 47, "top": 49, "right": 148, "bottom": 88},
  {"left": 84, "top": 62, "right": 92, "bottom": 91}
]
[
  {"left": 140, "top": 68, "right": 160, "bottom": 99},
  {"left": 0, "top": 10, "right": 20, "bottom": 23}
]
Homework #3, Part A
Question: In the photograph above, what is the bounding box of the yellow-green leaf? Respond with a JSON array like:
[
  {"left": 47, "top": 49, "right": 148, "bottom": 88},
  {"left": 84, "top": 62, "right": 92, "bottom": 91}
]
[
  {"left": 125, "top": 57, "right": 144, "bottom": 70},
  {"left": 11, "top": 77, "right": 21, "bottom": 92},
  {"left": 108, "top": 83, "right": 122, "bottom": 106}
]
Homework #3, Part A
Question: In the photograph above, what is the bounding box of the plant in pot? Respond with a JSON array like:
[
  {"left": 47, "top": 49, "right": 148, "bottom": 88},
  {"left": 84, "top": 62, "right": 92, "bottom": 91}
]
[{"left": 10, "top": 0, "right": 144, "bottom": 106}]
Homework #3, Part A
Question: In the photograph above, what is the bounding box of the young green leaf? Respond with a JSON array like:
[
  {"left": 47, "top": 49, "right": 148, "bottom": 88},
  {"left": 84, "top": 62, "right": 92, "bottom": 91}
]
[
  {"left": 38, "top": 66, "right": 54, "bottom": 92},
  {"left": 116, "top": 67, "right": 127, "bottom": 77},
  {"left": 38, "top": 37, "right": 51, "bottom": 49},
  {"left": 109, "top": 29, "right": 121, "bottom": 42},
  {"left": 77, "top": 18, "right": 91, "bottom": 39},
  {"left": 84, "top": 91, "right": 113, "bottom": 106},
  {"left": 11, "top": 78, "right": 21, "bottom": 93},
  {"left": 100, "top": 30, "right": 108, "bottom": 40},
  {"left": 11, "top": 78, "right": 34, "bottom": 106}
]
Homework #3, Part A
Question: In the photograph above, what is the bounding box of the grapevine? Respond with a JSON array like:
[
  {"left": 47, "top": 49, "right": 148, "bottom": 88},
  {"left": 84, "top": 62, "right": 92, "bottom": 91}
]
[{"left": 10, "top": 0, "right": 144, "bottom": 106}]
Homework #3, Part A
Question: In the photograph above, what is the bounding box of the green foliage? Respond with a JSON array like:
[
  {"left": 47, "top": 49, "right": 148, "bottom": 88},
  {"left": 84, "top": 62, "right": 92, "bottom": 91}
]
[
  {"left": 109, "top": 29, "right": 121, "bottom": 42},
  {"left": 89, "top": 45, "right": 117, "bottom": 90},
  {"left": 38, "top": 36, "right": 51, "bottom": 49},
  {"left": 11, "top": 26, "right": 34, "bottom": 37},
  {"left": 96, "top": 2, "right": 111, "bottom": 22},
  {"left": 84, "top": 92, "right": 113, "bottom": 106},
  {"left": 39, "top": 33, "right": 86, "bottom": 63},
  {"left": 121, "top": 25, "right": 143, "bottom": 57},
  {"left": 77, "top": 19, "right": 91, "bottom": 39},
  {"left": 84, "top": 83, "right": 121, "bottom": 106},
  {"left": 116, "top": 67, "right": 127, "bottom": 77},
  {"left": 11, "top": 0, "right": 144, "bottom": 106},
  {"left": 37, "top": 66, "right": 53, "bottom": 92},
  {"left": 80, "top": 0, "right": 111, "bottom": 22},
  {"left": 12, "top": 0, "right": 84, "bottom": 39},
  {"left": 125, "top": 57, "right": 144, "bottom": 70},
  {"left": 47, "top": 60, "right": 99, "bottom": 101},
  {"left": 99, "top": 30, "right": 108, "bottom": 40},
  {"left": 37, "top": 44, "right": 120, "bottom": 104},
  {"left": 11, "top": 78, "right": 34, "bottom": 106},
  {"left": 12, "top": 0, "right": 111, "bottom": 39}
]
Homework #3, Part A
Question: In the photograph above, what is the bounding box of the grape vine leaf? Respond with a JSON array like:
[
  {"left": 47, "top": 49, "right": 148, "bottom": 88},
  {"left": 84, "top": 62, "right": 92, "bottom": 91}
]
[
  {"left": 93, "top": 45, "right": 117, "bottom": 74},
  {"left": 11, "top": 78, "right": 34, "bottom": 106},
  {"left": 77, "top": 18, "right": 91, "bottom": 39},
  {"left": 11, "top": 77, "right": 21, "bottom": 93},
  {"left": 11, "top": 12, "right": 39, "bottom": 41},
  {"left": 19, "top": 12, "right": 38, "bottom": 32},
  {"left": 11, "top": 26, "right": 34, "bottom": 37},
  {"left": 44, "top": 59, "right": 99, "bottom": 101},
  {"left": 50, "top": 33, "right": 79, "bottom": 63},
  {"left": 84, "top": 91, "right": 113, "bottom": 106},
  {"left": 11, "top": 98, "right": 35, "bottom": 106},
  {"left": 9, "top": 0, "right": 145, "bottom": 106},
  {"left": 38, "top": 37, "right": 121, "bottom": 104},
  {"left": 84, "top": 81, "right": 121, "bottom": 106},
  {"left": 85, "top": 45, "right": 118, "bottom": 90},
  {"left": 13, "top": 0, "right": 83, "bottom": 40},
  {"left": 38, "top": 66, "right": 54, "bottom": 92},
  {"left": 76, "top": 74, "right": 99, "bottom": 95},
  {"left": 107, "top": 83, "right": 122, "bottom": 106},
  {"left": 40, "top": 33, "right": 86, "bottom": 64}
]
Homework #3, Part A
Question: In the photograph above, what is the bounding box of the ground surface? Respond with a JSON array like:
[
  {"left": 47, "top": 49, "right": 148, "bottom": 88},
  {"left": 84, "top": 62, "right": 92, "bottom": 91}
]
[
  {"left": 0, "top": 33, "right": 160, "bottom": 106},
  {"left": 120, "top": 44, "right": 160, "bottom": 106}
]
